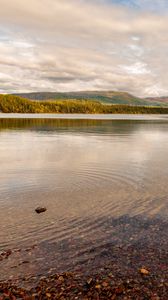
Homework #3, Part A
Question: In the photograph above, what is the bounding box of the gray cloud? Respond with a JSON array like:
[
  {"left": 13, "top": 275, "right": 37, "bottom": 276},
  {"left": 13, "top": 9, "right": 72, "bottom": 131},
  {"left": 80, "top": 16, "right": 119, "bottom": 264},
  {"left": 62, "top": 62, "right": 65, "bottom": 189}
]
[{"left": 0, "top": 0, "right": 168, "bottom": 96}]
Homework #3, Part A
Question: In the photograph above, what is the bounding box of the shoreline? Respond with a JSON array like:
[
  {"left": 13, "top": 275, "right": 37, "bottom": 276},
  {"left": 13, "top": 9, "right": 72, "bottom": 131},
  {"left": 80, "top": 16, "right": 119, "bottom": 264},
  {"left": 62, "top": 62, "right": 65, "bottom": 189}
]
[
  {"left": 0, "top": 215, "right": 167, "bottom": 299},
  {"left": 1, "top": 113, "right": 168, "bottom": 120},
  {"left": 0, "top": 273, "right": 167, "bottom": 299},
  {"left": 0, "top": 251, "right": 167, "bottom": 299}
]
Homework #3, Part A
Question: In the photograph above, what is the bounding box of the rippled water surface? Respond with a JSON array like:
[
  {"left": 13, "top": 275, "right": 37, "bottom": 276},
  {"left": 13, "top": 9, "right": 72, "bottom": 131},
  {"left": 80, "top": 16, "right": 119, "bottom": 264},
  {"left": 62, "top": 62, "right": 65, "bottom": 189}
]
[{"left": 0, "top": 116, "right": 168, "bottom": 280}]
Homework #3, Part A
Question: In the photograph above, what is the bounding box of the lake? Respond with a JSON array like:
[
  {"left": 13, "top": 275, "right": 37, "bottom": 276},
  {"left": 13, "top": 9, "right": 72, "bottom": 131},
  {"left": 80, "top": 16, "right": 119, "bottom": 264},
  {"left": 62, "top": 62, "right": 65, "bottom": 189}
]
[{"left": 0, "top": 115, "right": 168, "bottom": 282}]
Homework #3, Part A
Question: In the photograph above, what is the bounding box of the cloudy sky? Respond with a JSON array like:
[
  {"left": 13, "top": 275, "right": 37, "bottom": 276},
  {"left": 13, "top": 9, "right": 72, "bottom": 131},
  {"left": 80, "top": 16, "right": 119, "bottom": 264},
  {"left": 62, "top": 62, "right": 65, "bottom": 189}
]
[{"left": 0, "top": 0, "right": 168, "bottom": 96}]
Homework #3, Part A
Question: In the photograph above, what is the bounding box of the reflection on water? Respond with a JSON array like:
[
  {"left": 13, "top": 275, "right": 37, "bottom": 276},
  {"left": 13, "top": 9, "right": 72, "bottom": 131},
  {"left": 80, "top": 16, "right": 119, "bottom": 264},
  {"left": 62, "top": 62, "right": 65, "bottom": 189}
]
[{"left": 0, "top": 117, "right": 168, "bottom": 280}]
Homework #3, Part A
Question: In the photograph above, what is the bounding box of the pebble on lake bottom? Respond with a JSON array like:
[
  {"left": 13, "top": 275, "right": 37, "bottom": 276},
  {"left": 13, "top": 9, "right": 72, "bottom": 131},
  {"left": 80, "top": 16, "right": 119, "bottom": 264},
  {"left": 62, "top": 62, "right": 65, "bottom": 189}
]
[{"left": 35, "top": 207, "right": 47, "bottom": 214}]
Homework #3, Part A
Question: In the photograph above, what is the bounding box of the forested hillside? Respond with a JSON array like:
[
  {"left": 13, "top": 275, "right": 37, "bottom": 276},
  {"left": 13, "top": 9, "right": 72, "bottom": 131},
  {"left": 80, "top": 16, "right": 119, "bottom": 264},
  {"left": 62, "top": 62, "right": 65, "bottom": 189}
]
[{"left": 1, "top": 94, "right": 168, "bottom": 114}]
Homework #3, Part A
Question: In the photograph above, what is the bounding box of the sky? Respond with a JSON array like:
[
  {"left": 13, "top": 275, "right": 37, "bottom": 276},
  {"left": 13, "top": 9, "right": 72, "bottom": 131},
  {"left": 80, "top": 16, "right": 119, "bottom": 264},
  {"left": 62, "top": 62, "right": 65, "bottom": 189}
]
[{"left": 0, "top": 0, "right": 168, "bottom": 97}]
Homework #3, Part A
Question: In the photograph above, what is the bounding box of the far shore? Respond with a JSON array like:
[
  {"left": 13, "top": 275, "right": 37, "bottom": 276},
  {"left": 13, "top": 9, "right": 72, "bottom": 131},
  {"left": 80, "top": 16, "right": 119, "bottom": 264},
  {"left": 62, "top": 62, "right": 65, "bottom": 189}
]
[
  {"left": 1, "top": 95, "right": 168, "bottom": 115},
  {"left": 0, "top": 113, "right": 168, "bottom": 120}
]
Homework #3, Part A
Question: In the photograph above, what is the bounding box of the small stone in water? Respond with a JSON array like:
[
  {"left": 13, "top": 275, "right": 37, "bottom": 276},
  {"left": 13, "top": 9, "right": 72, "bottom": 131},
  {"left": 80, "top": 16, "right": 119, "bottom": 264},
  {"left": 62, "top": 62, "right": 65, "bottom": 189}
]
[
  {"left": 140, "top": 268, "right": 149, "bottom": 275},
  {"left": 87, "top": 278, "right": 93, "bottom": 285},
  {"left": 46, "top": 292, "right": 51, "bottom": 298},
  {"left": 102, "top": 281, "right": 109, "bottom": 287},
  {"left": 58, "top": 276, "right": 64, "bottom": 282},
  {"left": 95, "top": 284, "right": 101, "bottom": 289},
  {"left": 35, "top": 207, "right": 47, "bottom": 214}
]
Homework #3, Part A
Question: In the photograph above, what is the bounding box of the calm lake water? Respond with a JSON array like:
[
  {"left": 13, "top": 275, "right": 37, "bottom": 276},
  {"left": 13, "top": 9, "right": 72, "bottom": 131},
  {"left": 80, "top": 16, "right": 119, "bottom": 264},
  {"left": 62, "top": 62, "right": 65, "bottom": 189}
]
[{"left": 0, "top": 115, "right": 168, "bottom": 281}]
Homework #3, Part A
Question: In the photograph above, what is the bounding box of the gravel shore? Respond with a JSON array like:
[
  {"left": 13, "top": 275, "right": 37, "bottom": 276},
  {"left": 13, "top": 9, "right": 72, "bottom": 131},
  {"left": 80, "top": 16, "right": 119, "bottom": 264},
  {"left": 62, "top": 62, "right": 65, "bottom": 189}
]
[
  {"left": 0, "top": 216, "right": 167, "bottom": 299},
  {"left": 0, "top": 265, "right": 167, "bottom": 300}
]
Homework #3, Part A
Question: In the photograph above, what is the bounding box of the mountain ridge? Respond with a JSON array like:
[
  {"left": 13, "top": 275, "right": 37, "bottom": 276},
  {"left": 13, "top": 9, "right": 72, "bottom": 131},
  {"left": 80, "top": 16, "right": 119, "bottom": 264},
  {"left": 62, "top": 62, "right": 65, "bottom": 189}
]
[{"left": 13, "top": 91, "right": 168, "bottom": 107}]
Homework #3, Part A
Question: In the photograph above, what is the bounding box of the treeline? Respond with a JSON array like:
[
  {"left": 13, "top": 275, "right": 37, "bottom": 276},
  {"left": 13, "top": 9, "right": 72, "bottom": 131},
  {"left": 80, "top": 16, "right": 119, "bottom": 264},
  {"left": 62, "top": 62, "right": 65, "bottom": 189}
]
[{"left": 0, "top": 94, "right": 168, "bottom": 114}]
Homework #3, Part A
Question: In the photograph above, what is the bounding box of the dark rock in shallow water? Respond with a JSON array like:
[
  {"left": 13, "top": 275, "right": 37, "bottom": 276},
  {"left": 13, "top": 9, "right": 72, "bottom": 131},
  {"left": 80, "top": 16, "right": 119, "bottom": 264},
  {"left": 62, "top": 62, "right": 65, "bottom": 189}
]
[{"left": 35, "top": 207, "right": 47, "bottom": 214}]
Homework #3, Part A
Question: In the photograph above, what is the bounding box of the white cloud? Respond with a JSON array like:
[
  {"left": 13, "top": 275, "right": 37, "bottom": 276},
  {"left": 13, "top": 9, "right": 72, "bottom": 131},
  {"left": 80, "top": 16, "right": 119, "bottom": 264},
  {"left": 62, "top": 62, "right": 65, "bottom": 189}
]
[
  {"left": 0, "top": 0, "right": 168, "bottom": 96},
  {"left": 121, "top": 62, "right": 151, "bottom": 75}
]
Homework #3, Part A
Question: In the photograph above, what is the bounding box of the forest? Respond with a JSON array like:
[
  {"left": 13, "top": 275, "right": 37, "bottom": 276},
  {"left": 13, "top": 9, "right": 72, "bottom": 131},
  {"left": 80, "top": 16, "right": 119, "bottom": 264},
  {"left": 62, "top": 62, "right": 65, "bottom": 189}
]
[{"left": 1, "top": 94, "right": 168, "bottom": 114}]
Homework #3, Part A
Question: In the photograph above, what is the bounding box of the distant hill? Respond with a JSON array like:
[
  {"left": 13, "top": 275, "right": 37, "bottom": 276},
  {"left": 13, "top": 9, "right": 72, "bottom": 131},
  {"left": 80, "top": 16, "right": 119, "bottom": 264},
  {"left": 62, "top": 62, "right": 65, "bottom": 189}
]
[
  {"left": 146, "top": 96, "right": 168, "bottom": 105},
  {"left": 14, "top": 91, "right": 168, "bottom": 107}
]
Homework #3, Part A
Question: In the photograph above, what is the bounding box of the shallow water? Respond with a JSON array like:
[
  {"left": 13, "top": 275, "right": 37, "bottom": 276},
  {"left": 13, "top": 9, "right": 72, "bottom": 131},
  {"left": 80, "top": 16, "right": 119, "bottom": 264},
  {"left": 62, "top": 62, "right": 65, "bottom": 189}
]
[{"left": 0, "top": 116, "right": 168, "bottom": 280}]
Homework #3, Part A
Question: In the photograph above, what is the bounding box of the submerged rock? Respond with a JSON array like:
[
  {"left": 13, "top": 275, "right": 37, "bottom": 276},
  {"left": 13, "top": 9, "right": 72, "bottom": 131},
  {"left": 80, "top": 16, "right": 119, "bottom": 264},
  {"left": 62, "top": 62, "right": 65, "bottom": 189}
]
[
  {"left": 35, "top": 207, "right": 47, "bottom": 214},
  {"left": 140, "top": 268, "right": 149, "bottom": 275}
]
